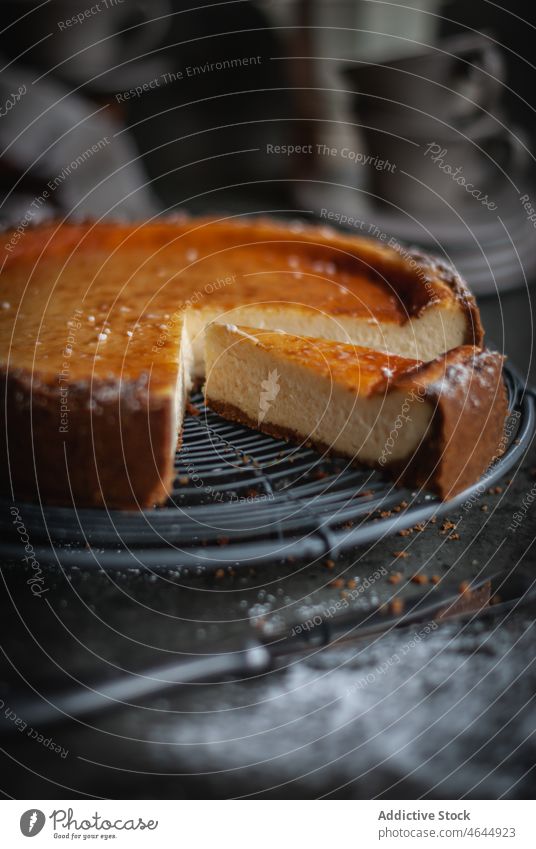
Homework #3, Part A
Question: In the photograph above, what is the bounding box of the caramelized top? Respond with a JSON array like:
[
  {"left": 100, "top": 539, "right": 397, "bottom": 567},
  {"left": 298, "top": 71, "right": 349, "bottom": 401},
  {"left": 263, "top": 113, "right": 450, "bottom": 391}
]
[
  {"left": 225, "top": 325, "right": 423, "bottom": 397},
  {"left": 0, "top": 217, "right": 462, "bottom": 387}
]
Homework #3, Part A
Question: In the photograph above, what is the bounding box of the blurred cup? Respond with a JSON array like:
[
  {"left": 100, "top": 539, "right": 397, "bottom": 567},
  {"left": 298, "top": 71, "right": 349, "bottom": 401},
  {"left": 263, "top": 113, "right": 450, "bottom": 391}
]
[
  {"left": 343, "top": 32, "right": 504, "bottom": 132},
  {"left": 342, "top": 33, "right": 527, "bottom": 213}
]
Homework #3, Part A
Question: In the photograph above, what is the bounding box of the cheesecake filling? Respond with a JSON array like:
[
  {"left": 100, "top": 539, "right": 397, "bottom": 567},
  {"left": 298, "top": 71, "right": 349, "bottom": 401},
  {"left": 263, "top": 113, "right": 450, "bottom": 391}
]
[
  {"left": 188, "top": 302, "right": 468, "bottom": 379},
  {"left": 204, "top": 323, "right": 435, "bottom": 467}
]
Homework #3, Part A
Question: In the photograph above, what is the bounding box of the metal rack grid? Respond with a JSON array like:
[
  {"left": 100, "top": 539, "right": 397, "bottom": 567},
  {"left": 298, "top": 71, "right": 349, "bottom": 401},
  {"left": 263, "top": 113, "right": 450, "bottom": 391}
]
[{"left": 1, "top": 363, "right": 533, "bottom": 573}]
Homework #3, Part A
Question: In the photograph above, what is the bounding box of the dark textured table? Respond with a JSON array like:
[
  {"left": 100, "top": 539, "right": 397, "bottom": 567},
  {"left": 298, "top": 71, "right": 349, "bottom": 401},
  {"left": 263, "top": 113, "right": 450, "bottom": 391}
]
[{"left": 1, "top": 287, "right": 535, "bottom": 800}]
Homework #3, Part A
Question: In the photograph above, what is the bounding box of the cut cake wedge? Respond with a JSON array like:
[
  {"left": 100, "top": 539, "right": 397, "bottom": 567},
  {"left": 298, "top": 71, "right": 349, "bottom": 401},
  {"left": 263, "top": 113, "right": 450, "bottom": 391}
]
[{"left": 204, "top": 323, "right": 507, "bottom": 499}]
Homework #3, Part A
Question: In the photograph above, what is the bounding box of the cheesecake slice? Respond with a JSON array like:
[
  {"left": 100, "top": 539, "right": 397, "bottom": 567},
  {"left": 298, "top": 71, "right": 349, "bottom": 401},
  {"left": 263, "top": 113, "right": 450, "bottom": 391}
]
[
  {"left": 204, "top": 324, "right": 507, "bottom": 499},
  {"left": 1, "top": 304, "right": 191, "bottom": 509}
]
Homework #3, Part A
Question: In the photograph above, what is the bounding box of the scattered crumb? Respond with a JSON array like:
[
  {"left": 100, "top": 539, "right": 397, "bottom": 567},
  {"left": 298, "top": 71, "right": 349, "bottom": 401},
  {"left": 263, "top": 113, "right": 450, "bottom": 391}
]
[
  {"left": 398, "top": 528, "right": 413, "bottom": 537},
  {"left": 481, "top": 504, "right": 489, "bottom": 512},
  {"left": 393, "top": 550, "right": 410, "bottom": 559},
  {"left": 411, "top": 573, "right": 429, "bottom": 585},
  {"left": 186, "top": 401, "right": 200, "bottom": 416},
  {"left": 448, "top": 532, "right": 460, "bottom": 541},
  {"left": 413, "top": 522, "right": 426, "bottom": 532},
  {"left": 458, "top": 580, "right": 471, "bottom": 595},
  {"left": 440, "top": 520, "right": 457, "bottom": 533},
  {"left": 431, "top": 575, "right": 441, "bottom": 585},
  {"left": 324, "top": 559, "right": 335, "bottom": 571},
  {"left": 388, "top": 572, "right": 402, "bottom": 584},
  {"left": 216, "top": 536, "right": 230, "bottom": 547},
  {"left": 214, "top": 568, "right": 225, "bottom": 579},
  {"left": 245, "top": 487, "right": 260, "bottom": 499},
  {"left": 178, "top": 475, "right": 189, "bottom": 485},
  {"left": 347, "top": 578, "right": 357, "bottom": 590},
  {"left": 329, "top": 578, "right": 345, "bottom": 589},
  {"left": 390, "top": 598, "right": 405, "bottom": 616}
]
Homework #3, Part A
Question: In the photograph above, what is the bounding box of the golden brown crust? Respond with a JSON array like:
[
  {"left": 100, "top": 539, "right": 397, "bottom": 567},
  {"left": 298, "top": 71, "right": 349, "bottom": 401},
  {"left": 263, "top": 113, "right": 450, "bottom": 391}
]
[
  {"left": 0, "top": 366, "right": 178, "bottom": 509},
  {"left": 1, "top": 216, "right": 483, "bottom": 331},
  {"left": 395, "top": 347, "right": 508, "bottom": 498}
]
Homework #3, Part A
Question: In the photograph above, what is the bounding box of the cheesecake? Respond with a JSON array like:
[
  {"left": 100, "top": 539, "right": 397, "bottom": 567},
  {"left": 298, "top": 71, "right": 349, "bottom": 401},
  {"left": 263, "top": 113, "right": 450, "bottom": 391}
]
[
  {"left": 0, "top": 216, "right": 486, "bottom": 508},
  {"left": 204, "top": 324, "right": 507, "bottom": 499}
]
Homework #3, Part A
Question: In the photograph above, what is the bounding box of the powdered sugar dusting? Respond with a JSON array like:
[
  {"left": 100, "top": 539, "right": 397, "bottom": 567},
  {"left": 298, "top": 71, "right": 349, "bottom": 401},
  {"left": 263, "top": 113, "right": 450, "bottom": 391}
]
[{"left": 428, "top": 350, "right": 503, "bottom": 400}]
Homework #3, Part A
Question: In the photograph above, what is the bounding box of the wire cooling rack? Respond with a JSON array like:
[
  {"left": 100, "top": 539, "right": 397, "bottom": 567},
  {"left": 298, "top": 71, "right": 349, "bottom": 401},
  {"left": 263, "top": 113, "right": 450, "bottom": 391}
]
[{"left": 1, "top": 363, "right": 533, "bottom": 573}]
